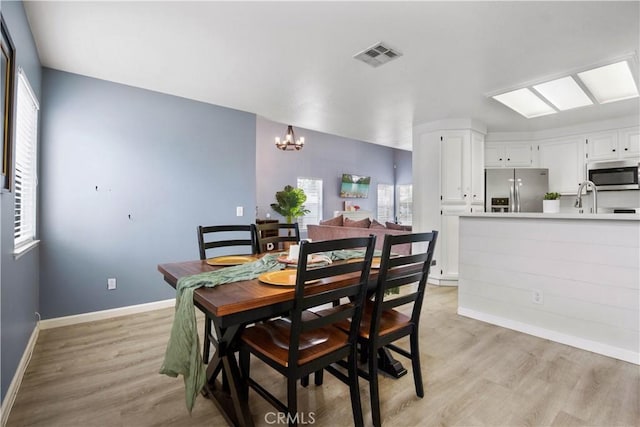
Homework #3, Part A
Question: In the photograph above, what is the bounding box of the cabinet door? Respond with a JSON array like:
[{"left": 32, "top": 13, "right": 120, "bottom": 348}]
[
  {"left": 619, "top": 126, "right": 640, "bottom": 158},
  {"left": 485, "top": 144, "right": 505, "bottom": 167},
  {"left": 538, "top": 137, "right": 585, "bottom": 194},
  {"left": 587, "top": 131, "right": 618, "bottom": 161},
  {"left": 506, "top": 144, "right": 533, "bottom": 167},
  {"left": 441, "top": 132, "right": 467, "bottom": 204},
  {"left": 438, "top": 206, "right": 467, "bottom": 279},
  {"left": 470, "top": 132, "right": 485, "bottom": 205}
]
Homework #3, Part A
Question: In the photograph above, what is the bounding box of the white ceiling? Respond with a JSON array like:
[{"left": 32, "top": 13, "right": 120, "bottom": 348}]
[{"left": 24, "top": 1, "right": 640, "bottom": 150}]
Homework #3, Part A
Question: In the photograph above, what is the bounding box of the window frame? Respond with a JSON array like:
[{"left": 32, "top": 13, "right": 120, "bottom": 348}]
[
  {"left": 376, "top": 183, "right": 394, "bottom": 223},
  {"left": 13, "top": 68, "right": 39, "bottom": 255},
  {"left": 296, "top": 177, "right": 323, "bottom": 230},
  {"left": 396, "top": 184, "right": 413, "bottom": 225}
]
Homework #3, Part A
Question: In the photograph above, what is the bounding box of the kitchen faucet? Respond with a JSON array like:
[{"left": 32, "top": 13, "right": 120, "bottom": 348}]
[{"left": 574, "top": 180, "right": 598, "bottom": 213}]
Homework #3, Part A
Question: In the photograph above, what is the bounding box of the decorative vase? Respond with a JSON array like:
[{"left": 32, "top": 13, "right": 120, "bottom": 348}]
[{"left": 543, "top": 199, "right": 560, "bottom": 213}]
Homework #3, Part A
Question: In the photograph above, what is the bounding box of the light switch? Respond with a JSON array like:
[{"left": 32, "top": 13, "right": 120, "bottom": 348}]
[{"left": 236, "top": 206, "right": 243, "bottom": 216}]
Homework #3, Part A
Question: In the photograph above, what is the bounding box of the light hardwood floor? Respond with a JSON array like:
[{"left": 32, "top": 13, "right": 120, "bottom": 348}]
[{"left": 6, "top": 286, "right": 639, "bottom": 427}]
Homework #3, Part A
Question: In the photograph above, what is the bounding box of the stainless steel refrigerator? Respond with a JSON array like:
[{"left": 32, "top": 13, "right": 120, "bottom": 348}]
[{"left": 485, "top": 168, "right": 549, "bottom": 212}]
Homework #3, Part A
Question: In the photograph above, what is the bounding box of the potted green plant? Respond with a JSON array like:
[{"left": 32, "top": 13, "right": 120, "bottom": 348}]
[
  {"left": 543, "top": 192, "right": 561, "bottom": 213},
  {"left": 270, "top": 185, "right": 310, "bottom": 224}
]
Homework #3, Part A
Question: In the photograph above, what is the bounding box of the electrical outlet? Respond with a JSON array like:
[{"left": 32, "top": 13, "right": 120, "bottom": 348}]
[
  {"left": 107, "top": 278, "right": 117, "bottom": 290},
  {"left": 532, "top": 289, "right": 543, "bottom": 304},
  {"left": 236, "top": 206, "right": 243, "bottom": 216}
]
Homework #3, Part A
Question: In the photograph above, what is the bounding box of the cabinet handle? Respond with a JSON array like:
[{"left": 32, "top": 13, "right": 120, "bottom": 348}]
[
  {"left": 625, "top": 148, "right": 628, "bottom": 151},
  {"left": 464, "top": 194, "right": 467, "bottom": 198},
  {"left": 499, "top": 158, "right": 503, "bottom": 161},
  {"left": 612, "top": 149, "right": 616, "bottom": 152},
  {"left": 507, "top": 158, "right": 511, "bottom": 161}
]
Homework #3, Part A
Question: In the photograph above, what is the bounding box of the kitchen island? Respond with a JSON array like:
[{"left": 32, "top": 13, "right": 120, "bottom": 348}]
[{"left": 458, "top": 212, "right": 639, "bottom": 364}]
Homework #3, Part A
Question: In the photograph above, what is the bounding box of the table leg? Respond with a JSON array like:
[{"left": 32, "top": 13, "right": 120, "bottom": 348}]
[
  {"left": 202, "top": 323, "right": 254, "bottom": 427},
  {"left": 202, "top": 316, "right": 231, "bottom": 392},
  {"left": 378, "top": 347, "right": 407, "bottom": 378},
  {"left": 203, "top": 314, "right": 212, "bottom": 363}
]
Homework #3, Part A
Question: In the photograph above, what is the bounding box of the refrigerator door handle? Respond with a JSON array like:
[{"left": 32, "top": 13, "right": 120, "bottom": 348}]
[
  {"left": 509, "top": 179, "right": 516, "bottom": 212},
  {"left": 515, "top": 180, "right": 521, "bottom": 212}
]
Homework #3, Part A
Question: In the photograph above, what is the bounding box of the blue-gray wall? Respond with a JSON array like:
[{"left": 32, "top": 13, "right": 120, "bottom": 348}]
[
  {"left": 394, "top": 149, "right": 412, "bottom": 185},
  {"left": 256, "top": 116, "right": 404, "bottom": 223},
  {"left": 0, "top": 0, "right": 42, "bottom": 403},
  {"left": 39, "top": 69, "right": 256, "bottom": 319}
]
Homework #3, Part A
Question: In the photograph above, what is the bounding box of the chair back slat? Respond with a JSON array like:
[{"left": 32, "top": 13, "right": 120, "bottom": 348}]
[
  {"left": 387, "top": 252, "right": 429, "bottom": 269},
  {"left": 383, "top": 271, "right": 425, "bottom": 290},
  {"left": 200, "top": 225, "right": 252, "bottom": 233},
  {"left": 300, "top": 283, "right": 360, "bottom": 310},
  {"left": 197, "top": 224, "right": 257, "bottom": 260},
  {"left": 302, "top": 261, "right": 366, "bottom": 281},
  {"left": 301, "top": 306, "right": 356, "bottom": 333},
  {"left": 286, "top": 236, "right": 377, "bottom": 365},
  {"left": 380, "top": 292, "right": 418, "bottom": 311},
  {"left": 206, "top": 239, "right": 255, "bottom": 249}
]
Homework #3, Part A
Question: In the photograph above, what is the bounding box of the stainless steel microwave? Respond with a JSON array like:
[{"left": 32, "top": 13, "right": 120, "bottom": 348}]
[{"left": 587, "top": 160, "right": 639, "bottom": 190}]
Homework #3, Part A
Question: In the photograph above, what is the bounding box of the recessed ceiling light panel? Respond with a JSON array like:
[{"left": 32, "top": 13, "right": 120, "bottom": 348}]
[
  {"left": 533, "top": 76, "right": 593, "bottom": 111},
  {"left": 492, "top": 88, "right": 557, "bottom": 118},
  {"left": 577, "top": 61, "right": 639, "bottom": 104}
]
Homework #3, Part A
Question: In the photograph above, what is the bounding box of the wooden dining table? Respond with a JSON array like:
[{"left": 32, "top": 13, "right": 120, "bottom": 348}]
[{"left": 158, "top": 258, "right": 408, "bottom": 427}]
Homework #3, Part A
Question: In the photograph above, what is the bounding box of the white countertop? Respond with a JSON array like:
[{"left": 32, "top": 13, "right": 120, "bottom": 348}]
[{"left": 460, "top": 212, "right": 640, "bottom": 221}]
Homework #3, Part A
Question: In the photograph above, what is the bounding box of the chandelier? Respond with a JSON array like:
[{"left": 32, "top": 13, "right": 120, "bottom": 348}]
[{"left": 275, "top": 125, "right": 304, "bottom": 151}]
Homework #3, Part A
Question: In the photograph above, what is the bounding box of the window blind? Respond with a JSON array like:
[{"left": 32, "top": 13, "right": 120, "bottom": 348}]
[
  {"left": 14, "top": 69, "right": 39, "bottom": 248},
  {"left": 377, "top": 184, "right": 394, "bottom": 223},
  {"left": 297, "top": 177, "right": 323, "bottom": 229}
]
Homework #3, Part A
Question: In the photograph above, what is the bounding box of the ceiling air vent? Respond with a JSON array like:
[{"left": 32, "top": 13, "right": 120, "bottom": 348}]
[{"left": 354, "top": 42, "right": 403, "bottom": 68}]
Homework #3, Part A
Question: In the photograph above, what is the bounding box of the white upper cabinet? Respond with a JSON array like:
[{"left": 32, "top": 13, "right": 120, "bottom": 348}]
[
  {"left": 618, "top": 126, "right": 640, "bottom": 159},
  {"left": 587, "top": 127, "right": 640, "bottom": 161},
  {"left": 586, "top": 130, "right": 619, "bottom": 161},
  {"left": 441, "top": 130, "right": 485, "bottom": 207},
  {"left": 538, "top": 137, "right": 585, "bottom": 194},
  {"left": 484, "top": 145, "right": 504, "bottom": 167},
  {"left": 485, "top": 143, "right": 535, "bottom": 167}
]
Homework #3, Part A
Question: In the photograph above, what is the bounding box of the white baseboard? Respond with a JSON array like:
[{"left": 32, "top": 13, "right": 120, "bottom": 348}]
[
  {"left": 458, "top": 307, "right": 640, "bottom": 365},
  {"left": 1, "top": 323, "right": 39, "bottom": 427},
  {"left": 428, "top": 277, "right": 458, "bottom": 287},
  {"left": 39, "top": 299, "right": 176, "bottom": 330}
]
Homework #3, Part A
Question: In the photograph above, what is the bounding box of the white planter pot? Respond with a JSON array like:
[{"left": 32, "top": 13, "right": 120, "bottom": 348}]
[{"left": 543, "top": 199, "right": 560, "bottom": 213}]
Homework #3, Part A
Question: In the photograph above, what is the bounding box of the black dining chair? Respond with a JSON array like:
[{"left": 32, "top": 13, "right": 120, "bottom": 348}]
[
  {"left": 318, "top": 231, "right": 438, "bottom": 427},
  {"left": 358, "top": 231, "right": 437, "bottom": 427},
  {"left": 197, "top": 224, "right": 258, "bottom": 260},
  {"left": 255, "top": 222, "right": 300, "bottom": 253},
  {"left": 196, "top": 224, "right": 258, "bottom": 364},
  {"left": 239, "top": 236, "right": 377, "bottom": 427}
]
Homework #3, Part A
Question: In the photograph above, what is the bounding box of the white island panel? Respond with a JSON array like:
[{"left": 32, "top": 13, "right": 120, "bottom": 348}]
[{"left": 458, "top": 215, "right": 640, "bottom": 364}]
